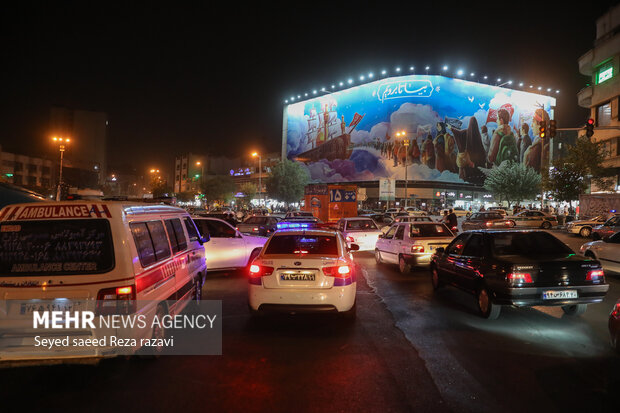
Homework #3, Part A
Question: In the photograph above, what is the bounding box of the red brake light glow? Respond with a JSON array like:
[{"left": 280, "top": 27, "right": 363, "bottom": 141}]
[
  {"left": 507, "top": 272, "right": 533, "bottom": 284},
  {"left": 116, "top": 286, "right": 133, "bottom": 295},
  {"left": 411, "top": 245, "right": 425, "bottom": 253},
  {"left": 322, "top": 265, "right": 351, "bottom": 278},
  {"left": 249, "top": 265, "right": 274, "bottom": 277},
  {"left": 485, "top": 221, "right": 493, "bottom": 227},
  {"left": 586, "top": 269, "right": 604, "bottom": 282}
]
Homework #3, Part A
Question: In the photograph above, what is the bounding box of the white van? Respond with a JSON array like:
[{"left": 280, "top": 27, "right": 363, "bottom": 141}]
[{"left": 0, "top": 201, "right": 208, "bottom": 360}]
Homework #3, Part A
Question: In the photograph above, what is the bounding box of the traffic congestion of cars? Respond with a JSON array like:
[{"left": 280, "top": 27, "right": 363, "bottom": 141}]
[{"left": 1, "top": 201, "right": 619, "bottom": 360}]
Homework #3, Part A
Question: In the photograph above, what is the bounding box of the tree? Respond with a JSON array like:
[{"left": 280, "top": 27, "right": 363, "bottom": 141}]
[
  {"left": 239, "top": 182, "right": 257, "bottom": 207},
  {"left": 545, "top": 163, "right": 587, "bottom": 207},
  {"left": 562, "top": 135, "right": 616, "bottom": 192},
  {"left": 482, "top": 161, "right": 541, "bottom": 208},
  {"left": 266, "top": 159, "right": 310, "bottom": 206},
  {"left": 201, "top": 175, "right": 236, "bottom": 205}
]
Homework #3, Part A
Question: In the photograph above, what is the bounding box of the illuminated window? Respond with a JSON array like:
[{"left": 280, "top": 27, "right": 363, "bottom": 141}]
[
  {"left": 597, "top": 102, "right": 612, "bottom": 126},
  {"left": 596, "top": 62, "right": 613, "bottom": 84}
]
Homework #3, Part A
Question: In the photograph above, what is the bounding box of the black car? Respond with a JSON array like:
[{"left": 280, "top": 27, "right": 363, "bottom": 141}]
[
  {"left": 430, "top": 230, "right": 609, "bottom": 319},
  {"left": 236, "top": 215, "right": 279, "bottom": 236},
  {"left": 610, "top": 299, "right": 620, "bottom": 354}
]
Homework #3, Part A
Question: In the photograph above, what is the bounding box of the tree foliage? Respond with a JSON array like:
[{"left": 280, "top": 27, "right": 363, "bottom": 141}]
[
  {"left": 561, "top": 136, "right": 616, "bottom": 192},
  {"left": 545, "top": 163, "right": 587, "bottom": 204},
  {"left": 201, "top": 175, "right": 236, "bottom": 204},
  {"left": 266, "top": 159, "right": 310, "bottom": 205},
  {"left": 482, "top": 161, "right": 541, "bottom": 207},
  {"left": 239, "top": 182, "right": 257, "bottom": 206}
]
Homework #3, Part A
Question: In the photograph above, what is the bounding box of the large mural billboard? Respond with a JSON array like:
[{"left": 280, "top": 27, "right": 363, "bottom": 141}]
[{"left": 283, "top": 75, "right": 557, "bottom": 186}]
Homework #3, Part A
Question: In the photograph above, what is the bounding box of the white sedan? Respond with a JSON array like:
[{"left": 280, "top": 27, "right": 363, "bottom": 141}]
[
  {"left": 337, "top": 217, "right": 383, "bottom": 251},
  {"left": 248, "top": 228, "right": 357, "bottom": 317},
  {"left": 580, "top": 231, "right": 620, "bottom": 274},
  {"left": 375, "top": 222, "right": 455, "bottom": 273},
  {"left": 192, "top": 217, "right": 267, "bottom": 272}
]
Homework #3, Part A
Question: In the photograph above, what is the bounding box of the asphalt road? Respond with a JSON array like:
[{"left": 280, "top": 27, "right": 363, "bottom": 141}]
[{"left": 0, "top": 227, "right": 619, "bottom": 413}]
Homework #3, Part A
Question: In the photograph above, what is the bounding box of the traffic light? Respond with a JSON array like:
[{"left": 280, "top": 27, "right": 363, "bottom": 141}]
[
  {"left": 549, "top": 119, "right": 557, "bottom": 138},
  {"left": 586, "top": 118, "right": 594, "bottom": 137},
  {"left": 539, "top": 120, "right": 546, "bottom": 138}
]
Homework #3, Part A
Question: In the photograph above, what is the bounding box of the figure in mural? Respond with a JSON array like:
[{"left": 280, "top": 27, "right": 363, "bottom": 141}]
[
  {"left": 410, "top": 139, "right": 421, "bottom": 164},
  {"left": 516, "top": 123, "right": 532, "bottom": 163},
  {"left": 421, "top": 134, "right": 436, "bottom": 169},
  {"left": 487, "top": 108, "right": 518, "bottom": 166},
  {"left": 341, "top": 115, "right": 346, "bottom": 135},
  {"left": 480, "top": 125, "right": 490, "bottom": 155},
  {"left": 524, "top": 108, "right": 550, "bottom": 172},
  {"left": 444, "top": 131, "right": 458, "bottom": 173},
  {"left": 447, "top": 117, "right": 486, "bottom": 183}
]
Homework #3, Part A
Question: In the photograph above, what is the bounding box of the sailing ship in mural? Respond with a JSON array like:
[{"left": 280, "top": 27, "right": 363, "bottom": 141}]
[{"left": 293, "top": 102, "right": 363, "bottom": 163}]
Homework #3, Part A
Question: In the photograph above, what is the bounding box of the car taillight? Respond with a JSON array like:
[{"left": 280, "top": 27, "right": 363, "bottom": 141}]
[
  {"left": 411, "top": 245, "right": 425, "bottom": 253},
  {"left": 586, "top": 269, "right": 605, "bottom": 282},
  {"left": 253, "top": 227, "right": 259, "bottom": 231},
  {"left": 96, "top": 285, "right": 137, "bottom": 315},
  {"left": 611, "top": 301, "right": 620, "bottom": 319},
  {"left": 506, "top": 272, "right": 533, "bottom": 284},
  {"left": 249, "top": 265, "right": 274, "bottom": 278},
  {"left": 322, "top": 265, "right": 351, "bottom": 278},
  {"left": 485, "top": 221, "right": 493, "bottom": 227}
]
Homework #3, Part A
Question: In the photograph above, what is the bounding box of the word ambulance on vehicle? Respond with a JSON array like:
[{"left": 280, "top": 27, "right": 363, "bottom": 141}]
[{"left": 0, "top": 201, "right": 208, "bottom": 360}]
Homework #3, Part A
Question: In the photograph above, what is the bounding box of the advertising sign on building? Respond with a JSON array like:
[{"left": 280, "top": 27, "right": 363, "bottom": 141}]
[
  {"left": 284, "top": 75, "right": 556, "bottom": 186},
  {"left": 379, "top": 178, "right": 396, "bottom": 201}
]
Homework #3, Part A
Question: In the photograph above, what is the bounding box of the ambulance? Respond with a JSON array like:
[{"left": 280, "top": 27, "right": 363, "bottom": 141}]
[{"left": 0, "top": 201, "right": 208, "bottom": 360}]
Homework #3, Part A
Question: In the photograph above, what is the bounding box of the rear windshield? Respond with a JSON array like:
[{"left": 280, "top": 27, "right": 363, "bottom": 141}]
[
  {"left": 244, "top": 217, "right": 268, "bottom": 224},
  {"left": 288, "top": 212, "right": 313, "bottom": 217},
  {"left": 410, "top": 224, "right": 453, "bottom": 238},
  {"left": 346, "top": 219, "right": 378, "bottom": 231},
  {"left": 0, "top": 219, "right": 115, "bottom": 276},
  {"left": 265, "top": 234, "right": 339, "bottom": 255},
  {"left": 491, "top": 232, "right": 573, "bottom": 256}
]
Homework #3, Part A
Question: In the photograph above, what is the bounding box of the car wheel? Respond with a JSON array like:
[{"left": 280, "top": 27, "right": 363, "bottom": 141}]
[
  {"left": 431, "top": 266, "right": 443, "bottom": 291},
  {"left": 194, "top": 276, "right": 202, "bottom": 302},
  {"left": 375, "top": 249, "right": 382, "bottom": 264},
  {"left": 508, "top": 220, "right": 516, "bottom": 228},
  {"left": 561, "top": 304, "right": 587, "bottom": 316},
  {"left": 477, "top": 287, "right": 501, "bottom": 319},
  {"left": 541, "top": 221, "right": 552, "bottom": 229},
  {"left": 579, "top": 227, "right": 592, "bottom": 237},
  {"left": 612, "top": 330, "right": 620, "bottom": 354},
  {"left": 399, "top": 255, "right": 412, "bottom": 274}
]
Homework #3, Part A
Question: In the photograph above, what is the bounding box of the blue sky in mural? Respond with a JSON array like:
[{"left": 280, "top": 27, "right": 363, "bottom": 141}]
[{"left": 285, "top": 75, "right": 556, "bottom": 185}]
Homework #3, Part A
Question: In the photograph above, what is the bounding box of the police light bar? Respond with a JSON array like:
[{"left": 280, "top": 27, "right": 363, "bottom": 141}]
[{"left": 277, "top": 221, "right": 314, "bottom": 230}]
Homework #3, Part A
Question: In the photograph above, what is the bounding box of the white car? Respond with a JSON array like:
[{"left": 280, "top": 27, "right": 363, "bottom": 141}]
[
  {"left": 394, "top": 215, "right": 433, "bottom": 223},
  {"left": 506, "top": 210, "right": 558, "bottom": 229},
  {"left": 375, "top": 222, "right": 455, "bottom": 273},
  {"left": 566, "top": 215, "right": 608, "bottom": 237},
  {"left": 192, "top": 217, "right": 267, "bottom": 271},
  {"left": 441, "top": 208, "right": 471, "bottom": 217},
  {"left": 248, "top": 229, "right": 357, "bottom": 317},
  {"left": 337, "top": 217, "right": 383, "bottom": 251},
  {"left": 284, "top": 211, "right": 315, "bottom": 219},
  {"left": 405, "top": 207, "right": 428, "bottom": 216},
  {"left": 487, "top": 207, "right": 507, "bottom": 216},
  {"left": 580, "top": 232, "right": 620, "bottom": 274}
]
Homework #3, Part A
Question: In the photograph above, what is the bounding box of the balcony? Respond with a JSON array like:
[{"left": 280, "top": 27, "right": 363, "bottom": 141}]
[{"left": 577, "top": 86, "right": 593, "bottom": 108}]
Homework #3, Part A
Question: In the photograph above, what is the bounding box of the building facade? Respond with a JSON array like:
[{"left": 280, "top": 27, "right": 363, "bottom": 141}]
[
  {"left": 0, "top": 145, "right": 54, "bottom": 194},
  {"left": 578, "top": 4, "right": 620, "bottom": 192}
]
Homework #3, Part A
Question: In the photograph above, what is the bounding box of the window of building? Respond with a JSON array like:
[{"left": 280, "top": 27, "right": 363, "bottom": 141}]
[
  {"left": 41, "top": 166, "right": 51, "bottom": 175},
  {"left": 596, "top": 61, "right": 614, "bottom": 84},
  {"left": 597, "top": 102, "right": 612, "bottom": 126}
]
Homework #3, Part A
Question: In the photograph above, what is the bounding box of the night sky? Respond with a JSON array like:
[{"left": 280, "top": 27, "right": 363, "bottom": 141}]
[{"left": 1, "top": 2, "right": 618, "bottom": 176}]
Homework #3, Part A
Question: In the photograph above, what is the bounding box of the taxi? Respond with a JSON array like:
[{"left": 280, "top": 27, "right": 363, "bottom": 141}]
[
  {"left": 506, "top": 210, "right": 558, "bottom": 229},
  {"left": 247, "top": 224, "right": 358, "bottom": 318}
]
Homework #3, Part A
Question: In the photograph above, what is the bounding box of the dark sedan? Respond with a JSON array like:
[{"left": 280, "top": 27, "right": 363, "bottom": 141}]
[
  {"left": 430, "top": 230, "right": 609, "bottom": 319},
  {"left": 461, "top": 212, "right": 514, "bottom": 231},
  {"left": 236, "top": 215, "right": 279, "bottom": 236}
]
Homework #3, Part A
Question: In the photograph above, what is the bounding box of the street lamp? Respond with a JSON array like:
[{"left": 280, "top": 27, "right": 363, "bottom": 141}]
[
  {"left": 52, "top": 136, "right": 71, "bottom": 201},
  {"left": 252, "top": 152, "right": 262, "bottom": 207},
  {"left": 196, "top": 161, "right": 204, "bottom": 193},
  {"left": 395, "top": 131, "right": 409, "bottom": 208}
]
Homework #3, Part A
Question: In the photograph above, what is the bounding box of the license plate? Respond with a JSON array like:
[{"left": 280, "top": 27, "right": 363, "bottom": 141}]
[
  {"left": 18, "top": 300, "right": 86, "bottom": 315},
  {"left": 281, "top": 273, "right": 315, "bottom": 281},
  {"left": 542, "top": 290, "right": 578, "bottom": 300}
]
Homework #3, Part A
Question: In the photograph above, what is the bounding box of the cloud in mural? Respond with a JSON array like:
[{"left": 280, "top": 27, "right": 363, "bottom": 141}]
[
  {"left": 306, "top": 149, "right": 389, "bottom": 182},
  {"left": 389, "top": 103, "right": 441, "bottom": 140}
]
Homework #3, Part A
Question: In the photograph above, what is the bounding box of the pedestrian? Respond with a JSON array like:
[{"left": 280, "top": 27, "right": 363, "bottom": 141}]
[{"left": 447, "top": 208, "right": 458, "bottom": 232}]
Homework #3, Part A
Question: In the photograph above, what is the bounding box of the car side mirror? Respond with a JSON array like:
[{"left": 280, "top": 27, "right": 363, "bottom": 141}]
[
  {"left": 200, "top": 234, "right": 210, "bottom": 244},
  {"left": 349, "top": 243, "right": 360, "bottom": 251},
  {"left": 435, "top": 247, "right": 445, "bottom": 254}
]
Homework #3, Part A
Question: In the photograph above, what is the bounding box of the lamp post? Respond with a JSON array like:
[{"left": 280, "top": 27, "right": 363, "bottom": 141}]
[
  {"left": 252, "top": 152, "right": 262, "bottom": 207},
  {"left": 52, "top": 136, "right": 71, "bottom": 201},
  {"left": 196, "top": 161, "right": 204, "bottom": 190},
  {"left": 396, "top": 131, "right": 409, "bottom": 208}
]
